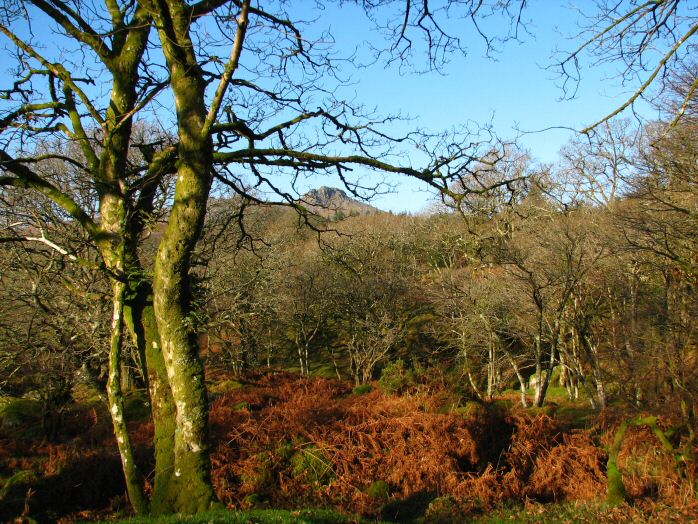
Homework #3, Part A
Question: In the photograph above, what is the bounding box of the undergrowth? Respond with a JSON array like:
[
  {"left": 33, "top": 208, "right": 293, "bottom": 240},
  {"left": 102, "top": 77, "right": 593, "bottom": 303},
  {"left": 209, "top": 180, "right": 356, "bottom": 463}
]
[{"left": 1, "top": 369, "right": 697, "bottom": 522}]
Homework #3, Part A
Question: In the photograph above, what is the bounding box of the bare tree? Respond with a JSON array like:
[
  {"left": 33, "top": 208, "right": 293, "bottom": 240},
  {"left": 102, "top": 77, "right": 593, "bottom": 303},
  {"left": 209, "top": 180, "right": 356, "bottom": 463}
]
[{"left": 556, "top": 0, "right": 698, "bottom": 130}]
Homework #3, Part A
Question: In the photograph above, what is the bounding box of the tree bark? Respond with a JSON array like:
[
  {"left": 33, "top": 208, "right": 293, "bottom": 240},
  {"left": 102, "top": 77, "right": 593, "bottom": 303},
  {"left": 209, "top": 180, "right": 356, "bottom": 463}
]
[
  {"left": 107, "top": 279, "right": 148, "bottom": 515},
  {"left": 123, "top": 279, "right": 177, "bottom": 514},
  {"left": 152, "top": 144, "right": 217, "bottom": 512},
  {"left": 147, "top": 2, "right": 217, "bottom": 509}
]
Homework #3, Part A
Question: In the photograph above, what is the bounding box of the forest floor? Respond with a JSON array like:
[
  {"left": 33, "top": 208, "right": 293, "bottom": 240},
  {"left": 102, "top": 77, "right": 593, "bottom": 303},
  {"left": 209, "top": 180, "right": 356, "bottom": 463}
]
[{"left": 1, "top": 369, "right": 696, "bottom": 523}]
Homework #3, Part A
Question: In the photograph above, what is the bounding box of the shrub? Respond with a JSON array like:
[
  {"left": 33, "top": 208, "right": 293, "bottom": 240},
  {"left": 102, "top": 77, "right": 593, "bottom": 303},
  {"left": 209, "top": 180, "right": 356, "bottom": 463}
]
[{"left": 378, "top": 359, "right": 414, "bottom": 395}]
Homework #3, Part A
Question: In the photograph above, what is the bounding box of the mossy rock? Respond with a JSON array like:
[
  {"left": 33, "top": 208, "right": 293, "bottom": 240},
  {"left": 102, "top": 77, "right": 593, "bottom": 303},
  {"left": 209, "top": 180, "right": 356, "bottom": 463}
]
[
  {"left": 366, "top": 480, "right": 390, "bottom": 502},
  {"left": 241, "top": 454, "right": 275, "bottom": 492},
  {"left": 290, "top": 446, "right": 335, "bottom": 485},
  {"left": 423, "top": 495, "right": 460, "bottom": 523},
  {"left": 352, "top": 384, "right": 373, "bottom": 395},
  {"left": 209, "top": 379, "right": 243, "bottom": 395}
]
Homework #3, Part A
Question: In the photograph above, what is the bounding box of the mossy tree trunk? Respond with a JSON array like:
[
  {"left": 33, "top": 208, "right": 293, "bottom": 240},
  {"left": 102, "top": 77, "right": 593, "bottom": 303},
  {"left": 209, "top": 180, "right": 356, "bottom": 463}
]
[
  {"left": 97, "top": 35, "right": 154, "bottom": 514},
  {"left": 606, "top": 418, "right": 630, "bottom": 506},
  {"left": 606, "top": 415, "right": 686, "bottom": 506},
  {"left": 1, "top": 2, "right": 185, "bottom": 516},
  {"left": 142, "top": 0, "right": 249, "bottom": 512},
  {"left": 123, "top": 278, "right": 177, "bottom": 514},
  {"left": 145, "top": 1, "right": 217, "bottom": 513}
]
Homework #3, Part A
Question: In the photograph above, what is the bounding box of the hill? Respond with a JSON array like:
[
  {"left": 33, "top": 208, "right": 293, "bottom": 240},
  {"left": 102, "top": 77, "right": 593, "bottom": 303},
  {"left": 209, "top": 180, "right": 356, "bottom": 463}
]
[{"left": 300, "top": 186, "right": 379, "bottom": 218}]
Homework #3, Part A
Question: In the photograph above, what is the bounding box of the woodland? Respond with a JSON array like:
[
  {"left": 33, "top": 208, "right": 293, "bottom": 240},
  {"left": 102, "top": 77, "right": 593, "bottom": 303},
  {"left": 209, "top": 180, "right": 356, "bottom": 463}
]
[{"left": 0, "top": 0, "right": 697, "bottom": 523}]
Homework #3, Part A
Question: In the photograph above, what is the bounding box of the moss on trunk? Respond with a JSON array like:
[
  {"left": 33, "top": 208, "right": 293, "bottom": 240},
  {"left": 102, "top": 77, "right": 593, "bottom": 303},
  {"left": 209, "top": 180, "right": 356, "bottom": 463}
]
[
  {"left": 152, "top": 152, "right": 216, "bottom": 512},
  {"left": 148, "top": 1, "right": 217, "bottom": 510},
  {"left": 124, "top": 279, "right": 177, "bottom": 514}
]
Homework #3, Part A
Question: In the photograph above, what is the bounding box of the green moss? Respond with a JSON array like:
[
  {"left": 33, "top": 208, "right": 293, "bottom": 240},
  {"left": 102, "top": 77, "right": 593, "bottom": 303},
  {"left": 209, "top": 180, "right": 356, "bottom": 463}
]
[
  {"left": 290, "top": 446, "right": 335, "bottom": 485},
  {"left": 423, "top": 495, "right": 459, "bottom": 523},
  {"left": 275, "top": 441, "right": 295, "bottom": 461},
  {"left": 209, "top": 380, "right": 243, "bottom": 395},
  {"left": 366, "top": 480, "right": 390, "bottom": 502},
  {"left": 352, "top": 384, "right": 373, "bottom": 395},
  {"left": 476, "top": 501, "right": 600, "bottom": 523},
  {"left": 605, "top": 419, "right": 631, "bottom": 507},
  {"left": 606, "top": 460, "right": 627, "bottom": 507}
]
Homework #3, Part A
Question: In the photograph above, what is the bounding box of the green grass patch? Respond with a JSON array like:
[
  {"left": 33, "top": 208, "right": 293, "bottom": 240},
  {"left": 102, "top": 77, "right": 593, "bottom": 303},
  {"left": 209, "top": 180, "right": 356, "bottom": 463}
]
[
  {"left": 100, "top": 508, "right": 373, "bottom": 524},
  {"left": 473, "top": 500, "right": 686, "bottom": 523},
  {"left": 310, "top": 364, "right": 341, "bottom": 379},
  {"left": 555, "top": 403, "right": 597, "bottom": 429}
]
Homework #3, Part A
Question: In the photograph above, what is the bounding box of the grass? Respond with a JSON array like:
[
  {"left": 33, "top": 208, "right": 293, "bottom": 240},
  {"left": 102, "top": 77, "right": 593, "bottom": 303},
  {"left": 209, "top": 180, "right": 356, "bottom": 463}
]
[
  {"left": 98, "top": 508, "right": 379, "bottom": 524},
  {"left": 473, "top": 500, "right": 693, "bottom": 523},
  {"left": 88, "top": 500, "right": 697, "bottom": 524},
  {"left": 475, "top": 501, "right": 609, "bottom": 523}
]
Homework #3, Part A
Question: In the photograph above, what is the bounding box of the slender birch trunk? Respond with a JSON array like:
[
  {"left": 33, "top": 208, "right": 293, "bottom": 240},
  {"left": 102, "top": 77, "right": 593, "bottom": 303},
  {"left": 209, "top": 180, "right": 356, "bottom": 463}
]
[{"left": 107, "top": 279, "right": 148, "bottom": 514}]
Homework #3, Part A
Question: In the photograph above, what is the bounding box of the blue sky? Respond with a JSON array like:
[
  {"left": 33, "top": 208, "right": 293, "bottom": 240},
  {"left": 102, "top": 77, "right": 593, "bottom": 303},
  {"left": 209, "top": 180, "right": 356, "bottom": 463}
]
[{"left": 295, "top": 1, "right": 656, "bottom": 213}]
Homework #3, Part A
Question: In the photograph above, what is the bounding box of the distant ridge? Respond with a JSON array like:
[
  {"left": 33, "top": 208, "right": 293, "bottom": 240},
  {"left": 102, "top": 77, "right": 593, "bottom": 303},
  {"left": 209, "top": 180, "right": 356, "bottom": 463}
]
[{"left": 301, "top": 186, "right": 379, "bottom": 218}]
